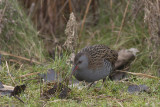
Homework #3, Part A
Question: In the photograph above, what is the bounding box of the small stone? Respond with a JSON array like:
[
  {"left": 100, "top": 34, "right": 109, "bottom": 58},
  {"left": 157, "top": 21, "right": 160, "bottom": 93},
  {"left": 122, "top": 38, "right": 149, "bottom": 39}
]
[
  {"left": 39, "top": 69, "right": 62, "bottom": 82},
  {"left": 139, "top": 85, "right": 150, "bottom": 93},
  {"left": 128, "top": 84, "right": 149, "bottom": 93},
  {"left": 128, "top": 85, "right": 140, "bottom": 93}
]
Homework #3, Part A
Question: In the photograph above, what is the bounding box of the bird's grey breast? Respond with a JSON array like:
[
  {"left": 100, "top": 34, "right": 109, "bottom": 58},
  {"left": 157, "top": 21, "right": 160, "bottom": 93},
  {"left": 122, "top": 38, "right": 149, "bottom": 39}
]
[{"left": 73, "top": 59, "right": 113, "bottom": 82}]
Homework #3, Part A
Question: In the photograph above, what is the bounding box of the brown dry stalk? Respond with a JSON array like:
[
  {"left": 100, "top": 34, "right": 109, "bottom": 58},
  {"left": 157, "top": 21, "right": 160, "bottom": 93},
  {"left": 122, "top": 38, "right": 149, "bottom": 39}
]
[
  {"left": 144, "top": 0, "right": 160, "bottom": 59},
  {"left": 117, "top": 70, "right": 160, "bottom": 80},
  {"left": 115, "top": 100, "right": 124, "bottom": 107},
  {"left": 20, "top": 72, "right": 40, "bottom": 78},
  {"left": 0, "top": 51, "right": 41, "bottom": 64},
  {"left": 68, "top": 0, "right": 72, "bottom": 12},
  {"left": 115, "top": 0, "right": 130, "bottom": 45},
  {"left": 79, "top": 0, "right": 92, "bottom": 37},
  {"left": 63, "top": 12, "right": 78, "bottom": 52},
  {"left": 6, "top": 61, "right": 16, "bottom": 85}
]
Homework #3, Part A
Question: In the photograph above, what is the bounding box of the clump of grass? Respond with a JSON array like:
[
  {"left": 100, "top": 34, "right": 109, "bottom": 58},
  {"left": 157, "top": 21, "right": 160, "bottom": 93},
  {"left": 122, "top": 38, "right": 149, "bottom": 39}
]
[{"left": 0, "top": 0, "right": 46, "bottom": 62}]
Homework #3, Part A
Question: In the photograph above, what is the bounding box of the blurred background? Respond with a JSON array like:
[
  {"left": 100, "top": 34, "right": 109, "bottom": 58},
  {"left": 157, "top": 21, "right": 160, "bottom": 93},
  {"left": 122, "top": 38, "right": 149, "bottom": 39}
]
[{"left": 0, "top": 0, "right": 160, "bottom": 72}]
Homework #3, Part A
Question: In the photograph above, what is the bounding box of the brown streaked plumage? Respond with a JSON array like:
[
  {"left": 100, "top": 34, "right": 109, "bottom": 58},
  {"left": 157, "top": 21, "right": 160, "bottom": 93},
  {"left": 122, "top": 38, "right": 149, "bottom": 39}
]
[
  {"left": 79, "top": 44, "right": 117, "bottom": 68},
  {"left": 71, "top": 44, "right": 118, "bottom": 88}
]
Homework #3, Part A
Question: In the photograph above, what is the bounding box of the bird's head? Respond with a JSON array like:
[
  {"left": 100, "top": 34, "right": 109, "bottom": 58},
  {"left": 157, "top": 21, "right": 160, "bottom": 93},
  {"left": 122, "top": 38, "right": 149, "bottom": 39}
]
[{"left": 71, "top": 53, "right": 89, "bottom": 75}]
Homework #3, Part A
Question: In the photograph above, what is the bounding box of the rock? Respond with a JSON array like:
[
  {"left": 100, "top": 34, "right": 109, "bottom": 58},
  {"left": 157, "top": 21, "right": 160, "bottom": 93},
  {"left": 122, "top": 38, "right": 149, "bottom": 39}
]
[
  {"left": 128, "top": 84, "right": 149, "bottom": 93},
  {"left": 139, "top": 84, "right": 150, "bottom": 93},
  {"left": 39, "top": 69, "right": 62, "bottom": 82},
  {"left": 128, "top": 85, "right": 140, "bottom": 93}
]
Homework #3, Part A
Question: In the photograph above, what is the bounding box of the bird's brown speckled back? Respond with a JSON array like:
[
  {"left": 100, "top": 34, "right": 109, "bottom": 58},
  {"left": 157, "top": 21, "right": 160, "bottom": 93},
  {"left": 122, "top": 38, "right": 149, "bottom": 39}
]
[{"left": 78, "top": 44, "right": 118, "bottom": 69}]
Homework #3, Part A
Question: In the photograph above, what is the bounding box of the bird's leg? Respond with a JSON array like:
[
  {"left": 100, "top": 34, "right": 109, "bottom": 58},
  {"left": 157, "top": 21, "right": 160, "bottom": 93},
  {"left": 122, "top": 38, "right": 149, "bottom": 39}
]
[
  {"left": 87, "top": 82, "right": 94, "bottom": 90},
  {"left": 101, "top": 78, "right": 106, "bottom": 89}
]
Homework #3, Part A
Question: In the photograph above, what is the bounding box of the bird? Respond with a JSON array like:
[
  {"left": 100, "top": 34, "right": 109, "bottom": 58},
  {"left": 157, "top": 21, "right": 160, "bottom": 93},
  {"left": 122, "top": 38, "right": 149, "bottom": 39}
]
[{"left": 71, "top": 44, "right": 118, "bottom": 89}]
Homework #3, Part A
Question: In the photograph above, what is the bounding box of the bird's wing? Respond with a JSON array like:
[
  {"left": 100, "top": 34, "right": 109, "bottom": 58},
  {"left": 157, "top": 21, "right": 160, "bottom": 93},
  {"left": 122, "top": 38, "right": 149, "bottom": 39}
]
[{"left": 79, "top": 45, "right": 118, "bottom": 68}]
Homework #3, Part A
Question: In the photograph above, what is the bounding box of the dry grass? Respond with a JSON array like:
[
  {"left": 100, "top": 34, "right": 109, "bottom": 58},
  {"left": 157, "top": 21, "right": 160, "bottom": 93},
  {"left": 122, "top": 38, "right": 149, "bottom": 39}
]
[
  {"left": 20, "top": 0, "right": 99, "bottom": 35},
  {"left": 132, "top": 0, "right": 160, "bottom": 62},
  {"left": 19, "top": 0, "right": 99, "bottom": 54},
  {"left": 63, "top": 12, "right": 78, "bottom": 53},
  {"left": 144, "top": 0, "right": 160, "bottom": 60},
  {"left": 0, "top": 0, "right": 45, "bottom": 63}
]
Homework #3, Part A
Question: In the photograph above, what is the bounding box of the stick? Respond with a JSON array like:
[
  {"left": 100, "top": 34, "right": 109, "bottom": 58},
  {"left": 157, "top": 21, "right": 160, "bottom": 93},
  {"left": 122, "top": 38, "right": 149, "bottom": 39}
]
[
  {"left": 68, "top": 0, "right": 72, "bottom": 12},
  {"left": 14, "top": 95, "right": 25, "bottom": 104},
  {"left": 115, "top": 0, "right": 130, "bottom": 45},
  {"left": 79, "top": 0, "right": 92, "bottom": 37},
  {"left": 6, "top": 61, "right": 16, "bottom": 85},
  {"left": 117, "top": 70, "right": 160, "bottom": 80},
  {"left": 115, "top": 100, "right": 124, "bottom": 107},
  {"left": 20, "top": 72, "right": 40, "bottom": 78},
  {"left": 0, "top": 51, "right": 41, "bottom": 64}
]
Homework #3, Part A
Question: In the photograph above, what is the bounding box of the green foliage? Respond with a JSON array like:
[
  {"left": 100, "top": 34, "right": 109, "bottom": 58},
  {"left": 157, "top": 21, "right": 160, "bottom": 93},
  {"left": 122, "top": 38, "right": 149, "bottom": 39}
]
[{"left": 0, "top": 0, "right": 46, "bottom": 62}]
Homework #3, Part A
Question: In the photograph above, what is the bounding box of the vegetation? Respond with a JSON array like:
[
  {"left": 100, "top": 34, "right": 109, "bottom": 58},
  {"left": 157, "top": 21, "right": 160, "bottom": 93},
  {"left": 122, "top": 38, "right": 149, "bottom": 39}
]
[
  {"left": 0, "top": 0, "right": 160, "bottom": 106},
  {"left": 0, "top": 0, "right": 46, "bottom": 62}
]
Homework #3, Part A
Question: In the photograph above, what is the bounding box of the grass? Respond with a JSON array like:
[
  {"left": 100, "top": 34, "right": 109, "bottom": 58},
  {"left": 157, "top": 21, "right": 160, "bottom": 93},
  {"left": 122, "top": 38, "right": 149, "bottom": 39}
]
[
  {"left": 0, "top": 0, "right": 46, "bottom": 62},
  {"left": 0, "top": 0, "right": 160, "bottom": 107}
]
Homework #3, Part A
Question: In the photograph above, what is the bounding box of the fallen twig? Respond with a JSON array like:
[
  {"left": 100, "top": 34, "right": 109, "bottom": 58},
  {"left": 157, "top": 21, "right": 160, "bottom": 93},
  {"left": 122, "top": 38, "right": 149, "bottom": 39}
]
[
  {"left": 6, "top": 61, "right": 16, "bottom": 85},
  {"left": 13, "top": 95, "right": 25, "bottom": 104},
  {"left": 8, "top": 59, "right": 22, "bottom": 65},
  {"left": 115, "top": 100, "right": 124, "bottom": 107},
  {"left": 50, "top": 99, "right": 68, "bottom": 103},
  {"left": 0, "top": 51, "right": 41, "bottom": 64},
  {"left": 117, "top": 70, "right": 160, "bottom": 80},
  {"left": 20, "top": 72, "right": 40, "bottom": 78}
]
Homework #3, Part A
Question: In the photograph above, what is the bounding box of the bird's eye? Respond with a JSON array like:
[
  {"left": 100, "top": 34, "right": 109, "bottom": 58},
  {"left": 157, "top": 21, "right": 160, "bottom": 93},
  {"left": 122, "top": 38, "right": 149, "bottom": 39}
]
[{"left": 78, "top": 61, "right": 82, "bottom": 64}]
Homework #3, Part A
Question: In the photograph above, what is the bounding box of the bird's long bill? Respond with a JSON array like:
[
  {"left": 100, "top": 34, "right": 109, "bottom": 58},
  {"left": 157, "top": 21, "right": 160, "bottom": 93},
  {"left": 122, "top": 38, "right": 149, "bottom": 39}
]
[{"left": 70, "top": 65, "right": 78, "bottom": 77}]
